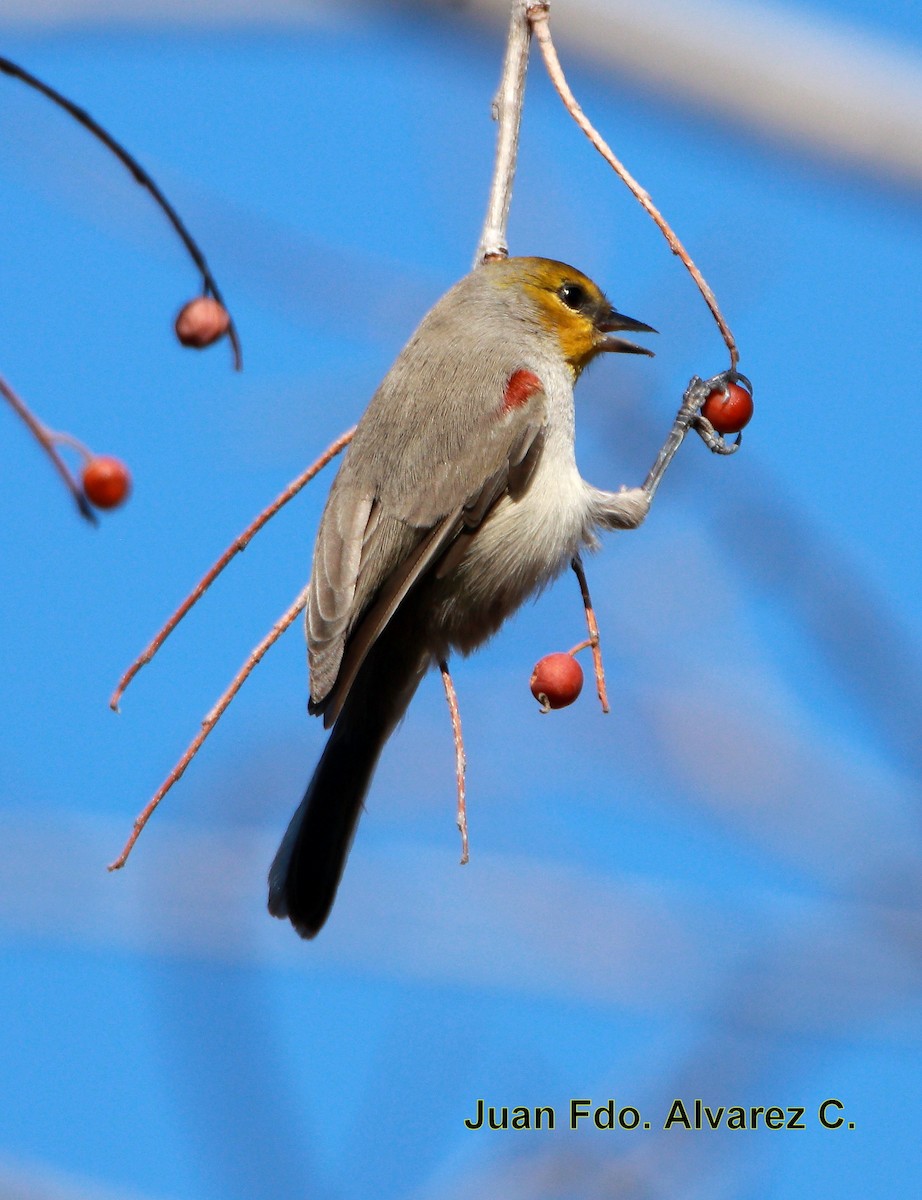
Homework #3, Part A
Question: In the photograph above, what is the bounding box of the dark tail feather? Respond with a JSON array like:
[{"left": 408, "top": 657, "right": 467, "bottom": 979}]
[
  {"left": 267, "top": 715, "right": 384, "bottom": 938},
  {"left": 268, "top": 637, "right": 426, "bottom": 938}
]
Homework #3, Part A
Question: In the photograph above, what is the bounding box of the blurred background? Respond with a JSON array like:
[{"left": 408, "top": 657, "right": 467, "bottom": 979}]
[{"left": 1, "top": 1, "right": 920, "bottom": 1196}]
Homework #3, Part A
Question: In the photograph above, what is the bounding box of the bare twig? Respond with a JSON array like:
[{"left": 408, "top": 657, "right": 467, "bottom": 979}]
[
  {"left": 110, "top": 425, "right": 356, "bottom": 710},
  {"left": 0, "top": 371, "right": 96, "bottom": 522},
  {"left": 439, "top": 658, "right": 469, "bottom": 865},
  {"left": 570, "top": 555, "right": 610, "bottom": 713},
  {"left": 0, "top": 55, "right": 243, "bottom": 370},
  {"left": 474, "top": 0, "right": 533, "bottom": 265},
  {"left": 108, "top": 584, "right": 309, "bottom": 871},
  {"left": 50, "top": 429, "right": 94, "bottom": 460},
  {"left": 529, "top": 7, "right": 739, "bottom": 369}
]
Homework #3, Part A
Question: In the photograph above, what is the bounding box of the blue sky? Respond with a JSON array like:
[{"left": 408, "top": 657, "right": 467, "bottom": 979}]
[{"left": 1, "top": 3, "right": 921, "bottom": 1198}]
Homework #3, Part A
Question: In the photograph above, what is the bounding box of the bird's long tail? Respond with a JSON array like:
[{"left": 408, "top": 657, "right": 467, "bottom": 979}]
[{"left": 267, "top": 632, "right": 428, "bottom": 938}]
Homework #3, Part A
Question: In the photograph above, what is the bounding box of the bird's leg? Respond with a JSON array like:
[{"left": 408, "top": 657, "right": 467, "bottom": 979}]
[
  {"left": 591, "top": 484, "right": 653, "bottom": 530},
  {"left": 688, "top": 369, "right": 751, "bottom": 457},
  {"left": 591, "top": 369, "right": 746, "bottom": 531},
  {"left": 439, "top": 658, "right": 469, "bottom": 865},
  {"left": 644, "top": 370, "right": 747, "bottom": 500},
  {"left": 640, "top": 374, "right": 705, "bottom": 500}
]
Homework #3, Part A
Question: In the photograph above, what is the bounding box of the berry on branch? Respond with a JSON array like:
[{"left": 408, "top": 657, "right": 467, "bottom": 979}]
[
  {"left": 82, "top": 456, "right": 131, "bottom": 509},
  {"left": 175, "top": 296, "right": 230, "bottom": 349},
  {"left": 700, "top": 381, "right": 753, "bottom": 435},
  {"left": 530, "top": 652, "right": 584, "bottom": 711}
]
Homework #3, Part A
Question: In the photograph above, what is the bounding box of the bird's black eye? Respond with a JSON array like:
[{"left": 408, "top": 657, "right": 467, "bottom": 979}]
[{"left": 558, "top": 282, "right": 588, "bottom": 311}]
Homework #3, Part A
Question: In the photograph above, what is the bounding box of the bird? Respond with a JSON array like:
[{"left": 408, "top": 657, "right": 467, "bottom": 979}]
[{"left": 268, "top": 255, "right": 656, "bottom": 938}]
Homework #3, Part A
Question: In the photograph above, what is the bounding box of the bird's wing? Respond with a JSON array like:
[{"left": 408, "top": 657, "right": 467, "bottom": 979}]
[{"left": 307, "top": 368, "right": 548, "bottom": 723}]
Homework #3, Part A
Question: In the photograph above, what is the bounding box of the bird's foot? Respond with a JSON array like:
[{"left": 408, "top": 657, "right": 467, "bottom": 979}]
[{"left": 684, "top": 370, "right": 752, "bottom": 456}]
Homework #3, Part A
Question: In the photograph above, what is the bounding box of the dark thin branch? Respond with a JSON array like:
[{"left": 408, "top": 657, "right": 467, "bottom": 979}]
[{"left": 0, "top": 54, "right": 242, "bottom": 370}]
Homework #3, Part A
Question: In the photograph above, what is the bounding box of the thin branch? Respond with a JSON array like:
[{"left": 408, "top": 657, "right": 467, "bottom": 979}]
[
  {"left": 110, "top": 425, "right": 356, "bottom": 710},
  {"left": 0, "top": 371, "right": 96, "bottom": 523},
  {"left": 50, "top": 429, "right": 94, "bottom": 460},
  {"left": 474, "top": 0, "right": 533, "bottom": 265},
  {"left": 108, "top": 584, "right": 309, "bottom": 872},
  {"left": 570, "top": 555, "right": 610, "bottom": 713},
  {"left": 439, "top": 658, "right": 469, "bottom": 865},
  {"left": 0, "top": 55, "right": 243, "bottom": 370},
  {"left": 529, "top": 6, "right": 739, "bottom": 369}
]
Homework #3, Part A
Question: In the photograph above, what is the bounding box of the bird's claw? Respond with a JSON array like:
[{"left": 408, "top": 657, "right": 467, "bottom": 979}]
[
  {"left": 682, "top": 369, "right": 751, "bottom": 408},
  {"left": 692, "top": 413, "right": 742, "bottom": 455},
  {"left": 681, "top": 369, "right": 749, "bottom": 455}
]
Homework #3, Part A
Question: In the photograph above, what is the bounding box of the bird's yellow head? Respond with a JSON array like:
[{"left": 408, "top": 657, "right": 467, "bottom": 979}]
[{"left": 489, "top": 256, "right": 655, "bottom": 377}]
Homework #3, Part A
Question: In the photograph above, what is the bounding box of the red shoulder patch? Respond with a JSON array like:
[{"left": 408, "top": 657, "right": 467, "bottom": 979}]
[{"left": 502, "top": 369, "right": 542, "bottom": 412}]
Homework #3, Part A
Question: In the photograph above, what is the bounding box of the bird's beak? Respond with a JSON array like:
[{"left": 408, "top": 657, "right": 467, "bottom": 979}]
[{"left": 597, "top": 308, "right": 657, "bottom": 357}]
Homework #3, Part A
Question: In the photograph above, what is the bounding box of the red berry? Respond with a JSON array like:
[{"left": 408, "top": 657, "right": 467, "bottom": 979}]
[
  {"left": 82, "top": 456, "right": 131, "bottom": 509},
  {"left": 174, "top": 296, "right": 230, "bottom": 348},
  {"left": 530, "top": 652, "right": 584, "bottom": 710},
  {"left": 700, "top": 382, "right": 754, "bottom": 435}
]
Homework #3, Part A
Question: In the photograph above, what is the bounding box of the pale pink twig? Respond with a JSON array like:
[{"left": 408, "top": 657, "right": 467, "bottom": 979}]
[
  {"left": 439, "top": 658, "right": 469, "bottom": 865},
  {"left": 529, "top": 5, "right": 739, "bottom": 368},
  {"left": 108, "top": 584, "right": 309, "bottom": 871},
  {"left": 571, "top": 556, "right": 610, "bottom": 713},
  {"left": 110, "top": 425, "right": 355, "bottom": 710}
]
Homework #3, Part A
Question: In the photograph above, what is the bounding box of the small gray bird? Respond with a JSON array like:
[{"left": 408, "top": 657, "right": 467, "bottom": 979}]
[{"left": 268, "top": 256, "right": 655, "bottom": 938}]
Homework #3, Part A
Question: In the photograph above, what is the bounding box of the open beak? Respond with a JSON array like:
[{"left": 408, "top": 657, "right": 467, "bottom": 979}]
[{"left": 597, "top": 308, "right": 657, "bottom": 357}]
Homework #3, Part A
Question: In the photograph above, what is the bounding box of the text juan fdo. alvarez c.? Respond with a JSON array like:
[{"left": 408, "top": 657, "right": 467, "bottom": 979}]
[{"left": 463, "top": 1097, "right": 855, "bottom": 1132}]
